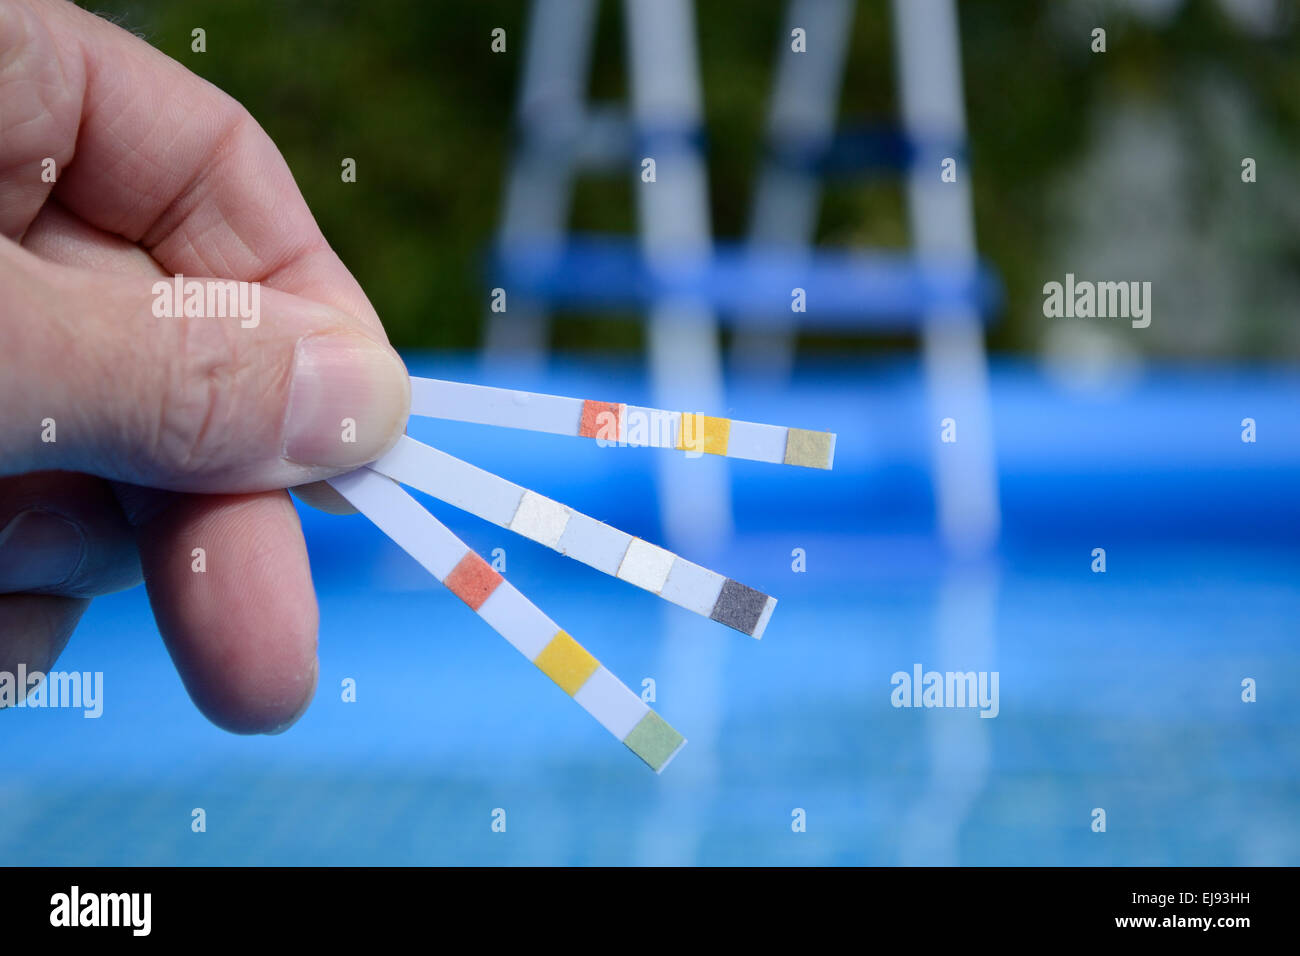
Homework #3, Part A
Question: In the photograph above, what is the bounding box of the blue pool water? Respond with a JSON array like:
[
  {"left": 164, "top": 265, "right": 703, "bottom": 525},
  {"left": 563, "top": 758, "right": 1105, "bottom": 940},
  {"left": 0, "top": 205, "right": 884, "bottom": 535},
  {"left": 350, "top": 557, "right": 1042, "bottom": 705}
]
[{"left": 2, "top": 355, "right": 1297, "bottom": 865}]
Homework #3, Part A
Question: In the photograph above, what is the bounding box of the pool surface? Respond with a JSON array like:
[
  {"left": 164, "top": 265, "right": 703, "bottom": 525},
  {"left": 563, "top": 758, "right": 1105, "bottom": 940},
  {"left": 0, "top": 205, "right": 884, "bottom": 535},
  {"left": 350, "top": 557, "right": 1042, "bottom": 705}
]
[{"left": 3, "top": 355, "right": 1297, "bottom": 865}]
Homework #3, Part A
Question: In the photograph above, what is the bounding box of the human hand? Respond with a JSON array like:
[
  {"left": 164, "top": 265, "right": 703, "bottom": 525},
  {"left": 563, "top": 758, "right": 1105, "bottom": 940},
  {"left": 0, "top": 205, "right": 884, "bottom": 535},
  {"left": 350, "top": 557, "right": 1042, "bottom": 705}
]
[{"left": 0, "top": 0, "right": 410, "bottom": 732}]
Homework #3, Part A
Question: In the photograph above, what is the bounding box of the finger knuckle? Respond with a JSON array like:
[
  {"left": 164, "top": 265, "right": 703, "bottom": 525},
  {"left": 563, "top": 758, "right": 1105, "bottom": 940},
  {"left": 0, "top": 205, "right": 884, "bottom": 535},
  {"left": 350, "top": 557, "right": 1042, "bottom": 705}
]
[{"left": 147, "top": 311, "right": 256, "bottom": 478}]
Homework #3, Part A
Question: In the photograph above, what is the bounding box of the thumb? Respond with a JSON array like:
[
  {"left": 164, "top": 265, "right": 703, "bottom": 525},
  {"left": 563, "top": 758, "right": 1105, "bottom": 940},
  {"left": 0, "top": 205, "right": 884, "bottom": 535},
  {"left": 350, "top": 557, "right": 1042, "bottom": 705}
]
[{"left": 0, "top": 241, "right": 410, "bottom": 492}]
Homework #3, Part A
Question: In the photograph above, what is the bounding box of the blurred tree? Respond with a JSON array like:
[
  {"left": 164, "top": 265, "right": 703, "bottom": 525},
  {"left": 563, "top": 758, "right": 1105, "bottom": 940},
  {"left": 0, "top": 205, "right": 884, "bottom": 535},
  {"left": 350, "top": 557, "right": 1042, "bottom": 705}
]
[{"left": 76, "top": 0, "right": 1300, "bottom": 358}]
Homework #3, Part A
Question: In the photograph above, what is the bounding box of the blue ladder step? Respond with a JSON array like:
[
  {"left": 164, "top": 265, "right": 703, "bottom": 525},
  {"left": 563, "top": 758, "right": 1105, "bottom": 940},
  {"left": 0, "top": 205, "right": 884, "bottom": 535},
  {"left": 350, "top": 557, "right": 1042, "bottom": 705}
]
[{"left": 489, "top": 235, "right": 1001, "bottom": 329}]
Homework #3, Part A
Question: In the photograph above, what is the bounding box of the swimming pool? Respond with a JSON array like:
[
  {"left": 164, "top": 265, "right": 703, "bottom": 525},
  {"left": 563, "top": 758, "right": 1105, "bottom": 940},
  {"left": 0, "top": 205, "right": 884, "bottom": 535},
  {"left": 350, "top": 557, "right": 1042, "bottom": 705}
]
[{"left": 3, "top": 354, "right": 1297, "bottom": 865}]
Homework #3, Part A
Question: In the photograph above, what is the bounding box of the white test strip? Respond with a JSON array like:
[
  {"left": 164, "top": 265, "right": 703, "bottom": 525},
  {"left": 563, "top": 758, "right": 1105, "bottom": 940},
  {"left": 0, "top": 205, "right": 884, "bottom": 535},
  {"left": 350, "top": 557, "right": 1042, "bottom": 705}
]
[
  {"left": 407, "top": 376, "right": 836, "bottom": 470},
  {"left": 327, "top": 467, "right": 687, "bottom": 773},
  {"left": 410, "top": 376, "right": 582, "bottom": 436},
  {"left": 368, "top": 436, "right": 777, "bottom": 639}
]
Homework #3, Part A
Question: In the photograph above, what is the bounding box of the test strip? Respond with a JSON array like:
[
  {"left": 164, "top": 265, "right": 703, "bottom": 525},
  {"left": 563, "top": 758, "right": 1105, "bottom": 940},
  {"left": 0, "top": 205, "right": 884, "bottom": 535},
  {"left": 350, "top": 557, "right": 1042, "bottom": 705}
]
[
  {"left": 408, "top": 377, "right": 836, "bottom": 470},
  {"left": 368, "top": 435, "right": 777, "bottom": 638},
  {"left": 327, "top": 467, "right": 686, "bottom": 773},
  {"left": 410, "top": 376, "right": 583, "bottom": 437}
]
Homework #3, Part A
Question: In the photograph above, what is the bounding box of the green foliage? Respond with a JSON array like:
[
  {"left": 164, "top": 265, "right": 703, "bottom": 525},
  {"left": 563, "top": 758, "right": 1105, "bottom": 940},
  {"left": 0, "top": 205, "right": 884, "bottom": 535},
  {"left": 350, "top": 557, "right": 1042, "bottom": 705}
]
[{"left": 78, "top": 1, "right": 1300, "bottom": 356}]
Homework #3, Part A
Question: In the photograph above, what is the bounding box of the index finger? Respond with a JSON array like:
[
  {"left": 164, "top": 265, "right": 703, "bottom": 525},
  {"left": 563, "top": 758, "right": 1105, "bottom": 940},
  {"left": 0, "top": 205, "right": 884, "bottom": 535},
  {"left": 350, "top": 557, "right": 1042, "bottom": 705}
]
[{"left": 0, "top": 0, "right": 383, "bottom": 332}]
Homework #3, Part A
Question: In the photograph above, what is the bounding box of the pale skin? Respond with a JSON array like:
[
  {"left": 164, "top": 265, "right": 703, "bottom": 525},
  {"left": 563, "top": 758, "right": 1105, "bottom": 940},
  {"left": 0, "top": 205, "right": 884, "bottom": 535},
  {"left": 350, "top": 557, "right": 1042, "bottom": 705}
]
[{"left": 0, "top": 0, "right": 411, "bottom": 732}]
